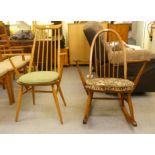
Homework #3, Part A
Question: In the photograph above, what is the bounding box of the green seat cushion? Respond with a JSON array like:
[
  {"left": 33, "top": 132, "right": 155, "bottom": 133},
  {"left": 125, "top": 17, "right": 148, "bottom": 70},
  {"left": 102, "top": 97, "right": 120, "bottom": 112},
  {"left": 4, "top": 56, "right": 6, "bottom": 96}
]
[{"left": 18, "top": 71, "right": 59, "bottom": 84}]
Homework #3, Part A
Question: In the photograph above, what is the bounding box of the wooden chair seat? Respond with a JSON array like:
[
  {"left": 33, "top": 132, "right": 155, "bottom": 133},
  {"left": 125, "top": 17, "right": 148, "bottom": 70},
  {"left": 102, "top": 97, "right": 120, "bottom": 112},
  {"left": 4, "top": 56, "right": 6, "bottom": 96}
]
[
  {"left": 2, "top": 55, "right": 30, "bottom": 71},
  {"left": 85, "top": 78, "right": 134, "bottom": 92},
  {"left": 17, "top": 71, "right": 59, "bottom": 85}
]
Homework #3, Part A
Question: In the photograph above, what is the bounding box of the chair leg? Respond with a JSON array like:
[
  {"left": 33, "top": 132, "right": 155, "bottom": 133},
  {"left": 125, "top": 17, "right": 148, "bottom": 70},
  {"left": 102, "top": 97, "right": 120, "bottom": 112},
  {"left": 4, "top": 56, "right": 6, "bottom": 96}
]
[
  {"left": 83, "top": 90, "right": 93, "bottom": 124},
  {"left": 32, "top": 86, "right": 35, "bottom": 105},
  {"left": 57, "top": 83, "right": 67, "bottom": 106},
  {"left": 23, "top": 66, "right": 27, "bottom": 74},
  {"left": 2, "top": 79, "right": 5, "bottom": 89},
  {"left": 51, "top": 85, "right": 63, "bottom": 124},
  {"left": 15, "top": 85, "right": 23, "bottom": 122},
  {"left": 5, "top": 73, "right": 15, "bottom": 105},
  {"left": 127, "top": 93, "right": 137, "bottom": 126},
  {"left": 119, "top": 93, "right": 137, "bottom": 127},
  {"left": 118, "top": 93, "right": 124, "bottom": 106}
]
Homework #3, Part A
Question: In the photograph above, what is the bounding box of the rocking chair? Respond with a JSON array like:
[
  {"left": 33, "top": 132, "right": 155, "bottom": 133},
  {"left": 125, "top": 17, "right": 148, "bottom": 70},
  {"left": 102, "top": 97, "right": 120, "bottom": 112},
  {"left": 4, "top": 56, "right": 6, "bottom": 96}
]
[{"left": 76, "top": 29, "right": 148, "bottom": 126}]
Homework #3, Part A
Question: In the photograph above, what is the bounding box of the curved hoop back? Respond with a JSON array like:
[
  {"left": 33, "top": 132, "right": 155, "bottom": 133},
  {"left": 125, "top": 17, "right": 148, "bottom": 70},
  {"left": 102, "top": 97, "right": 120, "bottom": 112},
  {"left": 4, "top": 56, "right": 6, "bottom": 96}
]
[
  {"left": 89, "top": 28, "right": 127, "bottom": 79},
  {"left": 28, "top": 24, "right": 62, "bottom": 73}
]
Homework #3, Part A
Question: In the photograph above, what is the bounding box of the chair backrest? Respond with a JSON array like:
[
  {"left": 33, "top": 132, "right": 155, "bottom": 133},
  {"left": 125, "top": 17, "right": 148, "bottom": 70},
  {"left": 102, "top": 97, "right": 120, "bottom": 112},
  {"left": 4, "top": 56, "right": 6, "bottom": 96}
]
[
  {"left": 0, "top": 21, "right": 10, "bottom": 49},
  {"left": 0, "top": 21, "right": 11, "bottom": 61},
  {"left": 89, "top": 29, "right": 127, "bottom": 79},
  {"left": 28, "top": 24, "right": 62, "bottom": 74}
]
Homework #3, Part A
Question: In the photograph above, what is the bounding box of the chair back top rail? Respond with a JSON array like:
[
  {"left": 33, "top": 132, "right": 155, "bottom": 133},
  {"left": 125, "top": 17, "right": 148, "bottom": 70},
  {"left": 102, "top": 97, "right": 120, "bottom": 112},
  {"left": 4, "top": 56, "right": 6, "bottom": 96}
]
[
  {"left": 89, "top": 28, "right": 127, "bottom": 79},
  {"left": 28, "top": 24, "right": 62, "bottom": 74}
]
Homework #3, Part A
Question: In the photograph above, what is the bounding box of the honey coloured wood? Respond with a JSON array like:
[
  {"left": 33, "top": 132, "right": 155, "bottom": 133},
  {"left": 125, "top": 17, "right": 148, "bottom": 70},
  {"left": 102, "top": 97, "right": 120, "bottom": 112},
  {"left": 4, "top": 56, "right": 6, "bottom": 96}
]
[
  {"left": 14, "top": 24, "right": 67, "bottom": 124},
  {"left": 76, "top": 28, "right": 148, "bottom": 127}
]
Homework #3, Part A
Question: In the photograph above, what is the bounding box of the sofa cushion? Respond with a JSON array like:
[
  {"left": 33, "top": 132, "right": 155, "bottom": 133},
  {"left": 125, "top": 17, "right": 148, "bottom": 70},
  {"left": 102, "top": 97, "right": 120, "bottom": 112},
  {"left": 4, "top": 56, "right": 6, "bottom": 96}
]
[
  {"left": 108, "top": 44, "right": 153, "bottom": 64},
  {"left": 83, "top": 22, "right": 103, "bottom": 45}
]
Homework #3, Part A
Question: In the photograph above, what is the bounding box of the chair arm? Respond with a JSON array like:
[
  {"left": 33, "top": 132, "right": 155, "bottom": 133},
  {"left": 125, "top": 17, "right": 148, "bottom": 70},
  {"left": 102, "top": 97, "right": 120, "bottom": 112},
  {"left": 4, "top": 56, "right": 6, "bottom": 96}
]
[
  {"left": 127, "top": 60, "right": 149, "bottom": 63},
  {"left": 0, "top": 48, "right": 24, "bottom": 53},
  {"left": 11, "top": 45, "right": 33, "bottom": 49},
  {"left": 122, "top": 41, "right": 135, "bottom": 50},
  {"left": 8, "top": 57, "right": 21, "bottom": 78},
  {"left": 2, "top": 53, "right": 31, "bottom": 57},
  {"left": 132, "top": 61, "right": 148, "bottom": 87},
  {"left": 74, "top": 60, "right": 88, "bottom": 94}
]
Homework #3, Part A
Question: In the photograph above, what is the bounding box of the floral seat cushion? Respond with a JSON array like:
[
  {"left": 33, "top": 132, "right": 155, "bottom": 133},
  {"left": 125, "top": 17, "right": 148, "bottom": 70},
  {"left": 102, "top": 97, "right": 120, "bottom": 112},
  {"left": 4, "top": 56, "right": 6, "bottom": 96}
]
[{"left": 85, "top": 78, "right": 134, "bottom": 92}]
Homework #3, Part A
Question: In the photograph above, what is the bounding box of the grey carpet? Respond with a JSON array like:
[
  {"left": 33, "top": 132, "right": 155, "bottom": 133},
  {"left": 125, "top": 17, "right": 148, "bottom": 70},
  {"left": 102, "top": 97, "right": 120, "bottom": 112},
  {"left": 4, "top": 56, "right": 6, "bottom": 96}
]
[{"left": 0, "top": 66, "right": 155, "bottom": 133}]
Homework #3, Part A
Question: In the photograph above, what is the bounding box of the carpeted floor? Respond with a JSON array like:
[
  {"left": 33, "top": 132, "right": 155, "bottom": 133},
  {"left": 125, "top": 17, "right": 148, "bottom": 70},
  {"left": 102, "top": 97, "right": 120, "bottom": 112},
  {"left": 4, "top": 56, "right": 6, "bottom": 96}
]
[{"left": 0, "top": 66, "right": 155, "bottom": 133}]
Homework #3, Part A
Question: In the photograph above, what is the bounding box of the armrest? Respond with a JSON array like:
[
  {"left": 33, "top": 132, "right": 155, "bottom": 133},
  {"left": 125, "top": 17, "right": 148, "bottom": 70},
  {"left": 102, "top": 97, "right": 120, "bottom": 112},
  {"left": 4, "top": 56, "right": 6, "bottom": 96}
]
[
  {"left": 127, "top": 60, "right": 149, "bottom": 63},
  {"left": 0, "top": 49, "right": 30, "bottom": 61},
  {"left": 0, "top": 48, "right": 23, "bottom": 53},
  {"left": 132, "top": 61, "right": 148, "bottom": 87},
  {"left": 74, "top": 60, "right": 88, "bottom": 94},
  {"left": 11, "top": 45, "right": 33, "bottom": 49},
  {"left": 2, "top": 53, "right": 31, "bottom": 56}
]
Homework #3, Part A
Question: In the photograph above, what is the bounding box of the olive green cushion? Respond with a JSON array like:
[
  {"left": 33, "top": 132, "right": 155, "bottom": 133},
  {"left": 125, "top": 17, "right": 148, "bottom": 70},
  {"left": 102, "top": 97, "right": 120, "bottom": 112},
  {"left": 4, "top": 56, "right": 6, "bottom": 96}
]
[{"left": 18, "top": 71, "right": 59, "bottom": 84}]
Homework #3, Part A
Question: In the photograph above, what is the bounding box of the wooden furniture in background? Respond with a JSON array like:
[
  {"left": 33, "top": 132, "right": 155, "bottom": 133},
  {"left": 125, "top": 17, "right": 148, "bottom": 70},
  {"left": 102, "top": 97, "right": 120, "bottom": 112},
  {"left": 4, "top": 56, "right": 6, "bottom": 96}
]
[
  {"left": 68, "top": 22, "right": 108, "bottom": 65},
  {"left": 61, "top": 47, "right": 70, "bottom": 66},
  {"left": 68, "top": 22, "right": 130, "bottom": 65},
  {"left": 108, "top": 23, "right": 131, "bottom": 43},
  {"left": 10, "top": 40, "right": 70, "bottom": 65},
  {"left": 0, "top": 21, "right": 32, "bottom": 104},
  {"left": 10, "top": 40, "right": 33, "bottom": 53}
]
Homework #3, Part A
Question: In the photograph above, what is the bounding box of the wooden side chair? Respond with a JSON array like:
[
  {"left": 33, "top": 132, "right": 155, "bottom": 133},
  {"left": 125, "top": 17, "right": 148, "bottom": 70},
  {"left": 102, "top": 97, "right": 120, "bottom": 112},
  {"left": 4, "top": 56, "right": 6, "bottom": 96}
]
[
  {"left": 14, "top": 24, "right": 67, "bottom": 124},
  {"left": 0, "top": 21, "right": 31, "bottom": 74},
  {"left": 0, "top": 21, "right": 32, "bottom": 104},
  {"left": 76, "top": 29, "right": 148, "bottom": 126}
]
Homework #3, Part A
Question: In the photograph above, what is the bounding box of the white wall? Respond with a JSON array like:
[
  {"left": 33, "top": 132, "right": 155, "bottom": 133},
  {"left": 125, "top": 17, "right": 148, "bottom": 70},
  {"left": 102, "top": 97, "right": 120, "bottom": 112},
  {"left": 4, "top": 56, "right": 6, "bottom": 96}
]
[
  {"left": 151, "top": 29, "right": 155, "bottom": 52},
  {"left": 133, "top": 21, "right": 154, "bottom": 52},
  {"left": 134, "top": 21, "right": 145, "bottom": 47}
]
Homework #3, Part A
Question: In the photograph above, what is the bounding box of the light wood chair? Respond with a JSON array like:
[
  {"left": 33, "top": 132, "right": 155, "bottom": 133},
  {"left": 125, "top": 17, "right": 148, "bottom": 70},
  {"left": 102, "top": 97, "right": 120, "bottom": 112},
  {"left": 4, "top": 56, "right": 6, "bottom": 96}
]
[
  {"left": 0, "top": 21, "right": 32, "bottom": 104},
  {"left": 14, "top": 24, "right": 67, "bottom": 124},
  {"left": 76, "top": 29, "right": 148, "bottom": 127},
  {"left": 0, "top": 21, "right": 32, "bottom": 79},
  {"left": 0, "top": 21, "right": 31, "bottom": 66}
]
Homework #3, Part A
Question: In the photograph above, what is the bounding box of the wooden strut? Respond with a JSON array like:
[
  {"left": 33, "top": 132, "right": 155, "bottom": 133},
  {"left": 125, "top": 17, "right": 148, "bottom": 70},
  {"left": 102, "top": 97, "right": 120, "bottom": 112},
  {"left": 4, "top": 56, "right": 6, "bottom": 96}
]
[
  {"left": 118, "top": 93, "right": 137, "bottom": 126},
  {"left": 5, "top": 72, "right": 15, "bottom": 104},
  {"left": 75, "top": 60, "right": 88, "bottom": 95},
  {"left": 83, "top": 91, "right": 93, "bottom": 124}
]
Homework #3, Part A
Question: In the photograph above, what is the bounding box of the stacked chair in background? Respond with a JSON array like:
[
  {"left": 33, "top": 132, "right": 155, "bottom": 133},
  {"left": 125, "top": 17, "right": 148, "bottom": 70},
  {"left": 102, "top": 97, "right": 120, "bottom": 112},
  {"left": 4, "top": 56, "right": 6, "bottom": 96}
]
[{"left": 0, "top": 21, "right": 32, "bottom": 104}]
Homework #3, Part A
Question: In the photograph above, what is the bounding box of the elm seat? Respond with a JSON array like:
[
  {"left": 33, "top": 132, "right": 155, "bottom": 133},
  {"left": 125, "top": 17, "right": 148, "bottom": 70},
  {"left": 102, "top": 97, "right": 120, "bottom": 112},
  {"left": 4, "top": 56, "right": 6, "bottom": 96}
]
[
  {"left": 18, "top": 71, "right": 59, "bottom": 85},
  {"left": 85, "top": 78, "right": 135, "bottom": 92}
]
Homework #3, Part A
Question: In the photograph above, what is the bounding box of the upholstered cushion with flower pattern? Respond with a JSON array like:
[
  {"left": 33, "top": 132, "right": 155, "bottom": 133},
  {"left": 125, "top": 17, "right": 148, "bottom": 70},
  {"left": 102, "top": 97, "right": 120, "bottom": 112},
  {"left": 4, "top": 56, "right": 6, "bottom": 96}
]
[{"left": 85, "top": 78, "right": 134, "bottom": 92}]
